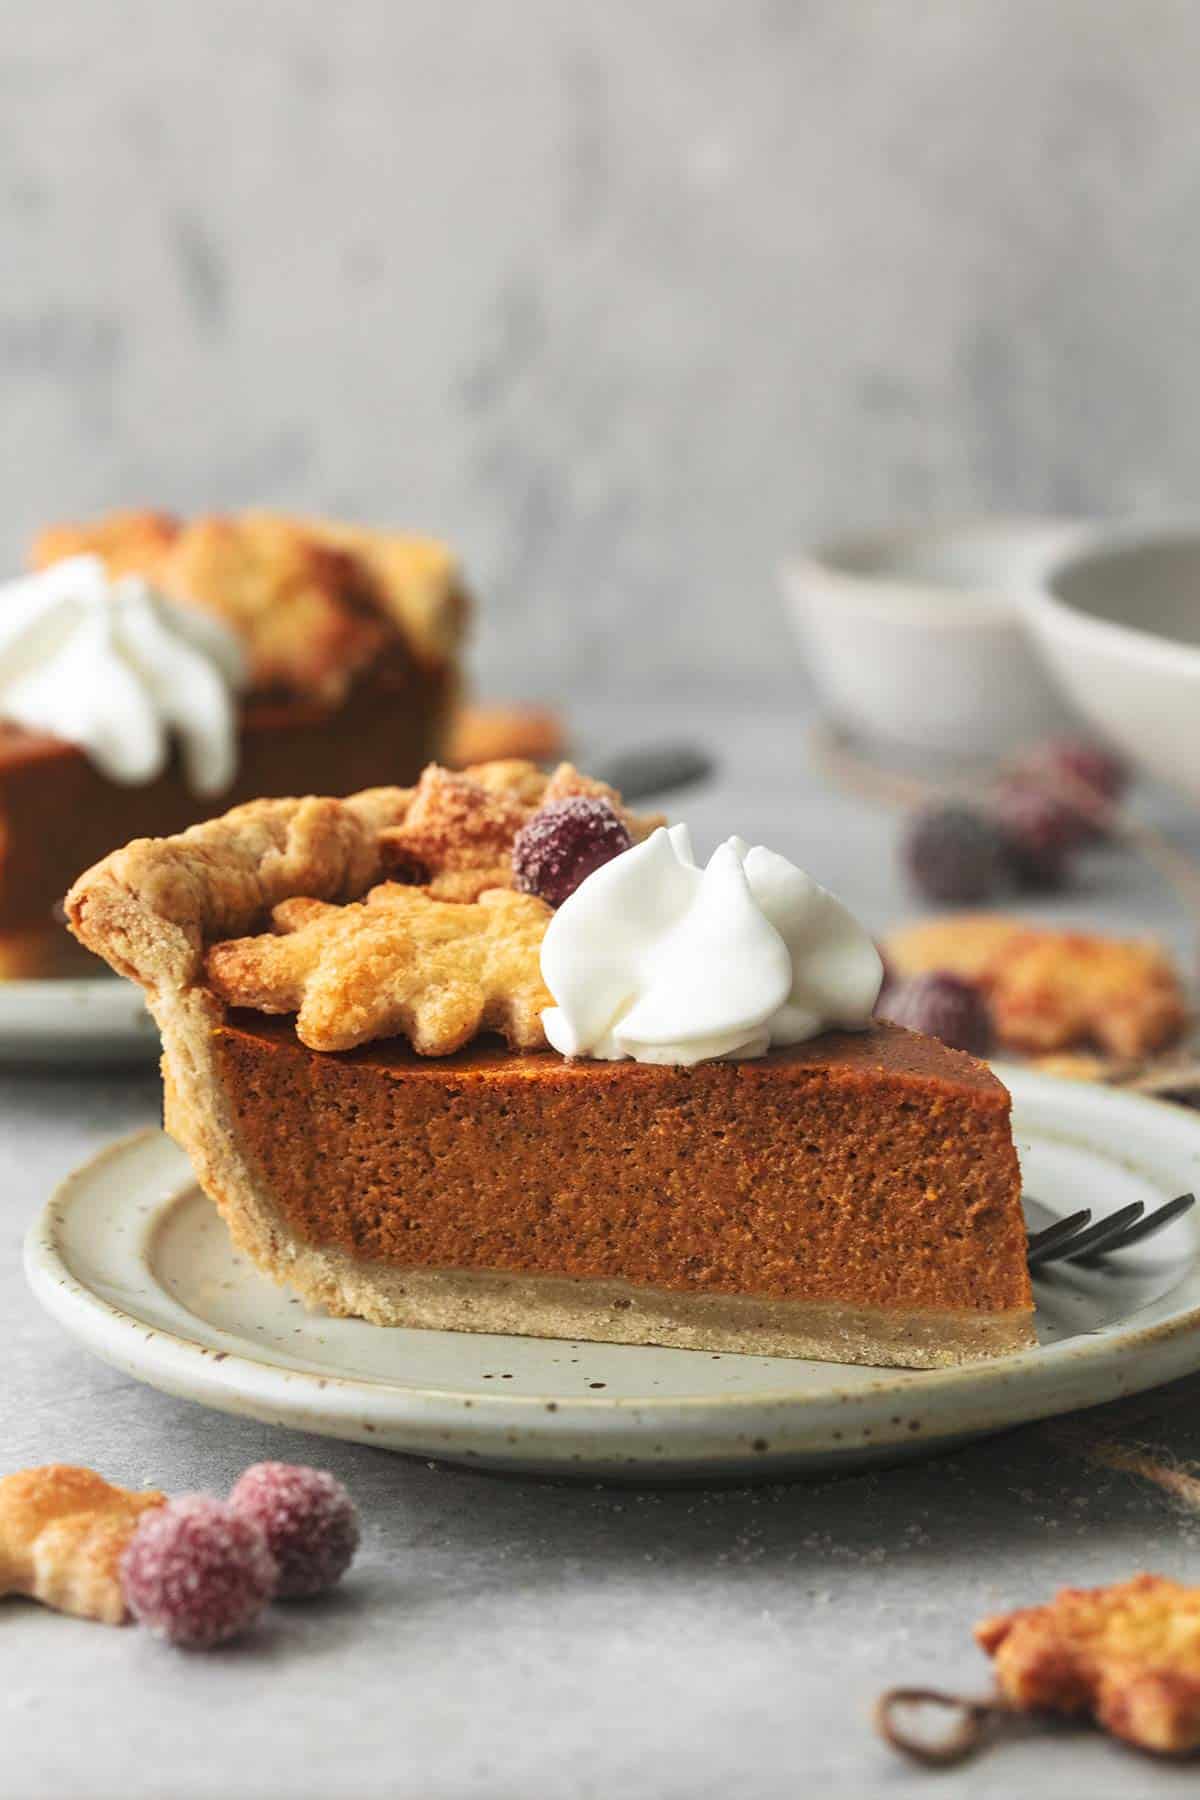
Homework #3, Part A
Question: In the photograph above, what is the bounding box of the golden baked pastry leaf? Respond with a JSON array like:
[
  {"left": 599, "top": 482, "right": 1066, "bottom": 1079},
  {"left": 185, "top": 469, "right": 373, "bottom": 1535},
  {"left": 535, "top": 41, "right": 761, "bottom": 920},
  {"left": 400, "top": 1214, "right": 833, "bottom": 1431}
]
[
  {"left": 0, "top": 1465, "right": 166, "bottom": 1626},
  {"left": 380, "top": 764, "right": 532, "bottom": 900},
  {"left": 379, "top": 759, "right": 662, "bottom": 902},
  {"left": 206, "top": 881, "right": 553, "bottom": 1055},
  {"left": 976, "top": 1574, "right": 1200, "bottom": 1755},
  {"left": 299, "top": 519, "right": 468, "bottom": 666},
  {"left": 887, "top": 914, "right": 1187, "bottom": 1058},
  {"left": 66, "top": 760, "right": 653, "bottom": 1057},
  {"left": 156, "top": 513, "right": 388, "bottom": 701},
  {"left": 28, "top": 508, "right": 468, "bottom": 700},
  {"left": 29, "top": 509, "right": 180, "bottom": 580}
]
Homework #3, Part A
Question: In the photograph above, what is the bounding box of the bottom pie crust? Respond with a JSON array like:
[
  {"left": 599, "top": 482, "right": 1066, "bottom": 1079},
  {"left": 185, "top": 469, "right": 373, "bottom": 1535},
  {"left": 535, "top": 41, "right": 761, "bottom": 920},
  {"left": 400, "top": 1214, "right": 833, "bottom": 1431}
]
[{"left": 195, "top": 1218, "right": 1037, "bottom": 1368}]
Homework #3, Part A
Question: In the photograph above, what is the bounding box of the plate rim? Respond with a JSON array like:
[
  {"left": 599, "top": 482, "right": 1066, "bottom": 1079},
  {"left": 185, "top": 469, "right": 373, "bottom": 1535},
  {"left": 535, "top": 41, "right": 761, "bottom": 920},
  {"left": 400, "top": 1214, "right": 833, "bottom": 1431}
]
[
  {"left": 23, "top": 1072, "right": 1200, "bottom": 1470},
  {"left": 0, "top": 973, "right": 157, "bottom": 1059}
]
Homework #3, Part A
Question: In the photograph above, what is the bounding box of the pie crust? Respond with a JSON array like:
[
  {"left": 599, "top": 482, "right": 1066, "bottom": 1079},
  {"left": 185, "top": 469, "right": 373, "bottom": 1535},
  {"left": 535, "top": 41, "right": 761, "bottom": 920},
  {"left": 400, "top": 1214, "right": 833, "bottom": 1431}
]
[{"left": 66, "top": 772, "right": 1035, "bottom": 1369}]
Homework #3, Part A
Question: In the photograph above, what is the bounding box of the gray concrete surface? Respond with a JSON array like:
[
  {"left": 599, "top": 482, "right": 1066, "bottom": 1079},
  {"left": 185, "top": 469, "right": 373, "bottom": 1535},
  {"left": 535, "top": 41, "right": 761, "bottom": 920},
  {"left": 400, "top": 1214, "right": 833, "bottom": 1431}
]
[
  {"left": 2, "top": 697, "right": 1199, "bottom": 1799},
  {"left": 5, "top": 1, "right": 1200, "bottom": 702},
  {"left": 5, "top": 6, "right": 1200, "bottom": 1784}
]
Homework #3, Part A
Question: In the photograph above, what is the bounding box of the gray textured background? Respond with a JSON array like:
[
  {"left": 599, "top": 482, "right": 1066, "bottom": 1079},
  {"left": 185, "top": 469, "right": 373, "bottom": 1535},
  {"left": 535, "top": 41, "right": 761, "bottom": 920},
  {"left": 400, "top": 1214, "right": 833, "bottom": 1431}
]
[{"left": 4, "top": 0, "right": 1200, "bottom": 698}]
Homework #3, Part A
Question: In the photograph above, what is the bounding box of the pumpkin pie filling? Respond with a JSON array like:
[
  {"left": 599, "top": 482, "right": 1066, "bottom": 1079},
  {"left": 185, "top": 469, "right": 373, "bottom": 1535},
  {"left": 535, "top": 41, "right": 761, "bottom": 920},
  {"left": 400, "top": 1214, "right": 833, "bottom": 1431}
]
[{"left": 67, "top": 759, "right": 1035, "bottom": 1369}]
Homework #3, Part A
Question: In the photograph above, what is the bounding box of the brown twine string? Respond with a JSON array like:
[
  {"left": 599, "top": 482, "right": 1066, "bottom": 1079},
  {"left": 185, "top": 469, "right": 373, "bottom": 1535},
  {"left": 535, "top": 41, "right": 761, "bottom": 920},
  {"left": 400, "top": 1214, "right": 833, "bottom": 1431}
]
[
  {"left": 1052, "top": 1430, "right": 1200, "bottom": 1514},
  {"left": 1091, "top": 1443, "right": 1200, "bottom": 1511},
  {"left": 873, "top": 1686, "right": 1011, "bottom": 1768},
  {"left": 1041, "top": 1376, "right": 1200, "bottom": 1516},
  {"left": 809, "top": 720, "right": 962, "bottom": 813},
  {"left": 811, "top": 720, "right": 1200, "bottom": 927}
]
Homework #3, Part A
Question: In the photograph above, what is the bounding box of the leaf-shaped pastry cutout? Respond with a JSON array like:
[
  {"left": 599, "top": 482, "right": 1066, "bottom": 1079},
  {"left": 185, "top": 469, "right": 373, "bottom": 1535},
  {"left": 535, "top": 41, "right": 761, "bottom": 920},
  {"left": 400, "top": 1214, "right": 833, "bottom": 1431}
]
[{"left": 206, "top": 882, "right": 553, "bottom": 1055}]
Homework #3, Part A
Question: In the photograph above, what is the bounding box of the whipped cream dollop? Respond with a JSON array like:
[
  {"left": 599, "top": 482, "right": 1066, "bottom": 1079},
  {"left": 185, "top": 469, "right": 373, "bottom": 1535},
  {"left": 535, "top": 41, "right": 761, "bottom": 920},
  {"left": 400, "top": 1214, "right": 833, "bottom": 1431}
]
[
  {"left": 0, "top": 556, "right": 247, "bottom": 793},
  {"left": 540, "top": 824, "right": 883, "bottom": 1065}
]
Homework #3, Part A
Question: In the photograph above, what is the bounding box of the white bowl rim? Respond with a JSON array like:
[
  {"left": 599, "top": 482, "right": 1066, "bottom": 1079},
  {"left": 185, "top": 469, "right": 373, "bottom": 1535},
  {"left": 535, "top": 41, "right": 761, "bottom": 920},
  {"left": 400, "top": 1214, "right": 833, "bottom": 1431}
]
[
  {"left": 1028, "top": 518, "right": 1200, "bottom": 678},
  {"left": 781, "top": 514, "right": 1084, "bottom": 631}
]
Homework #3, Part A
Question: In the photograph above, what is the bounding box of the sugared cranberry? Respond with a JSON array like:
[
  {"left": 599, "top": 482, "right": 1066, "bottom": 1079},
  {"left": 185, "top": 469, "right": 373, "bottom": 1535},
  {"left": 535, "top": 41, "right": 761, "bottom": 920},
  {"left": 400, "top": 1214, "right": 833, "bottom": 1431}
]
[
  {"left": 1023, "top": 737, "right": 1128, "bottom": 804},
  {"left": 512, "top": 796, "right": 632, "bottom": 908},
  {"left": 1008, "top": 737, "right": 1129, "bottom": 840},
  {"left": 879, "top": 972, "right": 995, "bottom": 1057},
  {"left": 229, "top": 1463, "right": 359, "bottom": 1600},
  {"left": 121, "top": 1496, "right": 277, "bottom": 1648},
  {"left": 992, "top": 781, "right": 1079, "bottom": 889},
  {"left": 902, "top": 804, "right": 1008, "bottom": 905}
]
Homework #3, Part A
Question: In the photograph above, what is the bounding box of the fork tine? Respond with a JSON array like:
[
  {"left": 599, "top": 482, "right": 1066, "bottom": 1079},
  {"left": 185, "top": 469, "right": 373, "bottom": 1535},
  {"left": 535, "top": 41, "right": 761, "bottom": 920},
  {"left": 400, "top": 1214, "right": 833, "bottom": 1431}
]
[
  {"left": 1039, "top": 1200, "right": 1145, "bottom": 1265},
  {"left": 1027, "top": 1209, "right": 1092, "bottom": 1266},
  {"left": 1076, "top": 1191, "right": 1195, "bottom": 1259}
]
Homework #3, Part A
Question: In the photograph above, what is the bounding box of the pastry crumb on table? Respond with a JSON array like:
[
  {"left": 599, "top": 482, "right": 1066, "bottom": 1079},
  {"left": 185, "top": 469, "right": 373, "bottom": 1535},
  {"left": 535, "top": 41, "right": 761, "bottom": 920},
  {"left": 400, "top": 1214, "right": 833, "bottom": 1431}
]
[
  {"left": 977, "top": 1574, "right": 1200, "bottom": 1756},
  {"left": 446, "top": 701, "right": 566, "bottom": 769}
]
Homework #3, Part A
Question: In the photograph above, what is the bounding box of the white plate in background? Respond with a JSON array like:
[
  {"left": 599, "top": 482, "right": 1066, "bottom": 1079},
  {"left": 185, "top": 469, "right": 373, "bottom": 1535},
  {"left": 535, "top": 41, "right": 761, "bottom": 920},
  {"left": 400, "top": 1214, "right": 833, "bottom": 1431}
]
[
  {"left": 0, "top": 977, "right": 159, "bottom": 1064},
  {"left": 24, "top": 1070, "right": 1200, "bottom": 1480}
]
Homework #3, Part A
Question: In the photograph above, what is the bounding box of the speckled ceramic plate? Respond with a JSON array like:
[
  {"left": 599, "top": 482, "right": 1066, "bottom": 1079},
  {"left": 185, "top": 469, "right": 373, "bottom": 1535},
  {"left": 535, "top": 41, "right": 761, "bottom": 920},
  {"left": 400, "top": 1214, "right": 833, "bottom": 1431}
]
[
  {"left": 24, "top": 1069, "right": 1200, "bottom": 1480},
  {"left": 0, "top": 976, "right": 158, "bottom": 1064}
]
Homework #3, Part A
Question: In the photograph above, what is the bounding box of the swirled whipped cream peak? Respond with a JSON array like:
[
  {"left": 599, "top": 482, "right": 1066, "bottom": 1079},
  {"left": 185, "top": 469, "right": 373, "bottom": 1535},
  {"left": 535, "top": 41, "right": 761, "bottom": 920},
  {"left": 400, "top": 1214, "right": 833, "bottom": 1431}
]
[
  {"left": 0, "top": 555, "right": 247, "bottom": 793},
  {"left": 540, "top": 824, "right": 884, "bottom": 1065}
]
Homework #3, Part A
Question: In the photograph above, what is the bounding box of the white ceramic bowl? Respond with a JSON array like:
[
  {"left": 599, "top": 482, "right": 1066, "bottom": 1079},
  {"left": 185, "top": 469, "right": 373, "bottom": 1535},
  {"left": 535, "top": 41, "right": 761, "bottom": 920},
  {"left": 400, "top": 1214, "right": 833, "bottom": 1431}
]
[
  {"left": 1025, "top": 525, "right": 1200, "bottom": 801},
  {"left": 782, "top": 519, "right": 1082, "bottom": 759}
]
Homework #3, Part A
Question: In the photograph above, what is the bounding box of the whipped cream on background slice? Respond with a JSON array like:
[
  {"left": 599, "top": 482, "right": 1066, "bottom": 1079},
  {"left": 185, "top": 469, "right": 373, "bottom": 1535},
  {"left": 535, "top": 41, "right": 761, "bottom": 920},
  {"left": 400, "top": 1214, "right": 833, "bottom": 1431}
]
[
  {"left": 0, "top": 555, "right": 247, "bottom": 794},
  {"left": 540, "top": 824, "right": 884, "bottom": 1065}
]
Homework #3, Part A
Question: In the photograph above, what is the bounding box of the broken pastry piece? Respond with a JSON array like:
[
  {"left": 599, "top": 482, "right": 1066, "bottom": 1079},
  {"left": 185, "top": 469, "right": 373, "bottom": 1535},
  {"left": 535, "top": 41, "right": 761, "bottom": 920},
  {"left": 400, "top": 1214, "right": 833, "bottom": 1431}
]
[
  {"left": 887, "top": 914, "right": 1188, "bottom": 1058},
  {"left": 446, "top": 701, "right": 566, "bottom": 770},
  {"left": 0, "top": 1465, "right": 166, "bottom": 1624},
  {"left": 977, "top": 1574, "right": 1200, "bottom": 1756}
]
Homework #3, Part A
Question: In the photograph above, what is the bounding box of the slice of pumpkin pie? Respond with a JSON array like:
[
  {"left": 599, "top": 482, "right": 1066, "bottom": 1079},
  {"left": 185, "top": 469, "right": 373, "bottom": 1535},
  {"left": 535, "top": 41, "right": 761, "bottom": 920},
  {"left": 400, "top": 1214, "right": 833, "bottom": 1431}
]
[{"left": 66, "top": 761, "right": 1034, "bottom": 1369}]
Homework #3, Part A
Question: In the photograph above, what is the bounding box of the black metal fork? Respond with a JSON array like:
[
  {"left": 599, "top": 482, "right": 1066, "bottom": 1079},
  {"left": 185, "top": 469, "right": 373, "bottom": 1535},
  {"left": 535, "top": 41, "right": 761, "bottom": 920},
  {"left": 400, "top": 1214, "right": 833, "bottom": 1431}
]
[{"left": 1026, "top": 1192, "right": 1196, "bottom": 1269}]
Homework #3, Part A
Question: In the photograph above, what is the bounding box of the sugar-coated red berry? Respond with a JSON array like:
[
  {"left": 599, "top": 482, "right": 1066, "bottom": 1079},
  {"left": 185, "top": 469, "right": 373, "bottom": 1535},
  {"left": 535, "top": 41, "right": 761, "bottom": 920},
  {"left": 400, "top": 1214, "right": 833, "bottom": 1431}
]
[
  {"left": 992, "top": 781, "right": 1079, "bottom": 889},
  {"left": 121, "top": 1496, "right": 277, "bottom": 1649},
  {"left": 1017, "top": 737, "right": 1129, "bottom": 805},
  {"left": 512, "top": 796, "right": 633, "bottom": 908},
  {"left": 1007, "top": 737, "right": 1128, "bottom": 842},
  {"left": 902, "top": 804, "right": 1008, "bottom": 905},
  {"left": 879, "top": 972, "right": 994, "bottom": 1057},
  {"left": 229, "top": 1463, "right": 360, "bottom": 1600}
]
